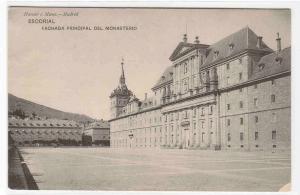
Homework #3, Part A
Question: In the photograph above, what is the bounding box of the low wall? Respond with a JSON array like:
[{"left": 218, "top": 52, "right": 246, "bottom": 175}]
[{"left": 8, "top": 146, "right": 39, "bottom": 190}]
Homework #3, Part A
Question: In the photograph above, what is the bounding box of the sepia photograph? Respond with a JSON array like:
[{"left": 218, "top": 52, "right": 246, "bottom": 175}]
[{"left": 7, "top": 6, "right": 292, "bottom": 192}]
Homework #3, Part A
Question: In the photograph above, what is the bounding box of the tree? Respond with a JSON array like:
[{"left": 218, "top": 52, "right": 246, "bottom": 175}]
[{"left": 12, "top": 109, "right": 26, "bottom": 119}]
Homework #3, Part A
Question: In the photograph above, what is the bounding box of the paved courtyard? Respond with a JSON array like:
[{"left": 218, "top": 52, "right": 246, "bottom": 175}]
[{"left": 20, "top": 147, "right": 291, "bottom": 191}]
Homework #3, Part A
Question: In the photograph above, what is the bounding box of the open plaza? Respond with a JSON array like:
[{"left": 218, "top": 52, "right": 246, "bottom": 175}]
[{"left": 20, "top": 147, "right": 290, "bottom": 191}]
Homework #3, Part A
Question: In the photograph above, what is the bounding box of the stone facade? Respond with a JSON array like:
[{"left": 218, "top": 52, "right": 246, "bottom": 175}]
[
  {"left": 109, "top": 27, "right": 291, "bottom": 151},
  {"left": 83, "top": 120, "right": 110, "bottom": 146},
  {"left": 8, "top": 118, "right": 82, "bottom": 146}
]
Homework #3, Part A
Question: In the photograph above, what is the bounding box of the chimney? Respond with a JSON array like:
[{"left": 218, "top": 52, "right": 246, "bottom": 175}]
[
  {"left": 144, "top": 93, "right": 147, "bottom": 100},
  {"left": 257, "top": 36, "right": 263, "bottom": 49},
  {"left": 194, "top": 36, "right": 200, "bottom": 44},
  {"left": 276, "top": 32, "right": 281, "bottom": 52},
  {"left": 183, "top": 34, "right": 187, "bottom": 43}
]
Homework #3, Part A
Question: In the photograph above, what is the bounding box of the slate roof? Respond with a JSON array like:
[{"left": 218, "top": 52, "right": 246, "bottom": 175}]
[
  {"left": 201, "top": 26, "right": 273, "bottom": 68},
  {"left": 8, "top": 118, "right": 81, "bottom": 128},
  {"left": 152, "top": 66, "right": 173, "bottom": 89},
  {"left": 250, "top": 47, "right": 291, "bottom": 80},
  {"left": 85, "top": 120, "right": 110, "bottom": 129}
]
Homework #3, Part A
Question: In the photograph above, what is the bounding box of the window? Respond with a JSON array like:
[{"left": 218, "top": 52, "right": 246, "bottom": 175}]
[
  {"left": 229, "top": 43, "right": 234, "bottom": 51},
  {"left": 272, "top": 130, "right": 277, "bottom": 140},
  {"left": 240, "top": 118, "right": 244, "bottom": 125},
  {"left": 184, "top": 110, "right": 188, "bottom": 119},
  {"left": 193, "top": 108, "right": 197, "bottom": 118},
  {"left": 210, "top": 120, "right": 213, "bottom": 128},
  {"left": 214, "top": 51, "right": 219, "bottom": 60},
  {"left": 193, "top": 122, "right": 196, "bottom": 129},
  {"left": 255, "top": 132, "right": 259, "bottom": 140},
  {"left": 254, "top": 84, "right": 258, "bottom": 89},
  {"left": 227, "top": 119, "right": 231, "bottom": 126},
  {"left": 209, "top": 105, "right": 213, "bottom": 114},
  {"left": 254, "top": 98, "right": 258, "bottom": 106},
  {"left": 201, "top": 121, "right": 205, "bottom": 128},
  {"left": 170, "top": 113, "right": 173, "bottom": 121},
  {"left": 226, "top": 63, "right": 230, "bottom": 70},
  {"left": 258, "top": 63, "right": 265, "bottom": 70},
  {"left": 227, "top": 76, "right": 230, "bottom": 85},
  {"left": 184, "top": 63, "right": 188, "bottom": 74},
  {"left": 272, "top": 113, "right": 277, "bottom": 123},
  {"left": 227, "top": 104, "right": 231, "bottom": 110},
  {"left": 176, "top": 112, "right": 179, "bottom": 120},
  {"left": 240, "top": 132, "right": 244, "bottom": 141},
  {"left": 239, "top": 101, "right": 243, "bottom": 108},
  {"left": 165, "top": 115, "right": 167, "bottom": 122},
  {"left": 201, "top": 132, "right": 205, "bottom": 142},
  {"left": 239, "top": 88, "right": 243, "bottom": 93},
  {"left": 239, "top": 72, "right": 243, "bottom": 80},
  {"left": 271, "top": 94, "right": 276, "bottom": 103},
  {"left": 255, "top": 116, "right": 259, "bottom": 123},
  {"left": 201, "top": 107, "right": 205, "bottom": 116},
  {"left": 227, "top": 133, "right": 231, "bottom": 142}
]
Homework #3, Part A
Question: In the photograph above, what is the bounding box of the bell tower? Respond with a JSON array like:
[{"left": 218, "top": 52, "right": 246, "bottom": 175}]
[{"left": 110, "top": 59, "right": 132, "bottom": 119}]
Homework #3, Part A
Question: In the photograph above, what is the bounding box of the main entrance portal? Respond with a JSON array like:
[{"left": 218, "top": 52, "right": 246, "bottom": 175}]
[
  {"left": 181, "top": 121, "right": 190, "bottom": 148},
  {"left": 184, "top": 128, "right": 190, "bottom": 148}
]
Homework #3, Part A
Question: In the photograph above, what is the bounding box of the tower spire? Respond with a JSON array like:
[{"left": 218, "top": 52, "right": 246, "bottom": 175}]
[{"left": 119, "top": 58, "right": 126, "bottom": 87}]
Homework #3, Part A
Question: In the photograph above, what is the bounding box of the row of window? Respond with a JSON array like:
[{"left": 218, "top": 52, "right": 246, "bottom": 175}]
[
  {"left": 226, "top": 113, "right": 277, "bottom": 126},
  {"left": 165, "top": 106, "right": 214, "bottom": 123},
  {"left": 227, "top": 130, "right": 277, "bottom": 142},
  {"left": 226, "top": 94, "right": 277, "bottom": 111}
]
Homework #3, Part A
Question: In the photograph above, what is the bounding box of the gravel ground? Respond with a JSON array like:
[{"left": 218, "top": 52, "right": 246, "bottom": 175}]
[{"left": 20, "top": 147, "right": 291, "bottom": 191}]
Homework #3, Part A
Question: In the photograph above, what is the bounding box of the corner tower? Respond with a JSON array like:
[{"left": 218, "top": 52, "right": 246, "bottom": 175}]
[{"left": 110, "top": 59, "right": 132, "bottom": 119}]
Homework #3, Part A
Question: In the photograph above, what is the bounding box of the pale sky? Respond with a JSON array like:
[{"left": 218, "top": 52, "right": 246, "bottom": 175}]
[{"left": 8, "top": 8, "right": 291, "bottom": 120}]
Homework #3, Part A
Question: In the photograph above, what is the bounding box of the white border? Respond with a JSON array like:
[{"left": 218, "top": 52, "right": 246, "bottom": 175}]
[{"left": 1, "top": 1, "right": 300, "bottom": 195}]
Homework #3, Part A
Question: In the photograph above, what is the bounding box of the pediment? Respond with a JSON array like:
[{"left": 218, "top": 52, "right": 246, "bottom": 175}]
[{"left": 169, "top": 42, "right": 194, "bottom": 61}]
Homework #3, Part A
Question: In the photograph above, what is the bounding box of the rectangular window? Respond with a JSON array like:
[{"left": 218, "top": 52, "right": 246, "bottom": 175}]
[
  {"left": 226, "top": 63, "right": 230, "bottom": 70},
  {"left": 165, "top": 115, "right": 167, "bottom": 122},
  {"left": 240, "top": 101, "right": 243, "bottom": 108},
  {"left": 227, "top": 119, "right": 231, "bottom": 126},
  {"left": 201, "top": 132, "right": 205, "bottom": 142},
  {"left": 254, "top": 98, "right": 258, "bottom": 106},
  {"left": 193, "top": 122, "right": 196, "bottom": 130},
  {"left": 255, "top": 132, "right": 259, "bottom": 140},
  {"left": 201, "top": 108, "right": 205, "bottom": 116},
  {"left": 271, "top": 94, "right": 276, "bottom": 103},
  {"left": 240, "top": 117, "right": 244, "bottom": 125},
  {"left": 193, "top": 108, "right": 197, "bottom": 118},
  {"left": 254, "top": 84, "right": 258, "bottom": 89},
  {"left": 239, "top": 72, "right": 243, "bottom": 80},
  {"left": 239, "top": 88, "right": 243, "bottom": 93},
  {"left": 227, "top": 133, "right": 231, "bottom": 142},
  {"left": 209, "top": 105, "right": 213, "bottom": 114},
  {"left": 255, "top": 116, "right": 259, "bottom": 123},
  {"left": 240, "top": 132, "right": 244, "bottom": 141},
  {"left": 201, "top": 121, "right": 205, "bottom": 128},
  {"left": 272, "top": 130, "right": 277, "bottom": 140},
  {"left": 227, "top": 104, "right": 231, "bottom": 110},
  {"left": 176, "top": 112, "right": 179, "bottom": 120}
]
